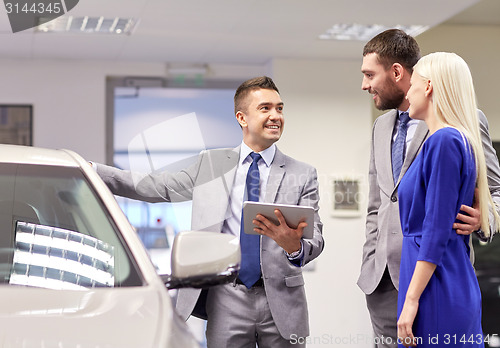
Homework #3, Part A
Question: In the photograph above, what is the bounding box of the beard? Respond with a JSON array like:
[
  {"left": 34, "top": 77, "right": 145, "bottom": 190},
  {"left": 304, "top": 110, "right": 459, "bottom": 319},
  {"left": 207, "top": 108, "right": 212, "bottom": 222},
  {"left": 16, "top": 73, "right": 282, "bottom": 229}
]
[{"left": 374, "top": 76, "right": 406, "bottom": 111}]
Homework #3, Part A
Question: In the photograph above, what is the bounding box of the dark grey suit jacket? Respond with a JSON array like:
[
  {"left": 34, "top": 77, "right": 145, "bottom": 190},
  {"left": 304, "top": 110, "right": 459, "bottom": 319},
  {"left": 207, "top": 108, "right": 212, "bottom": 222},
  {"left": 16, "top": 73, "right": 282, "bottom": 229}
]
[
  {"left": 357, "top": 109, "right": 500, "bottom": 295},
  {"left": 97, "top": 146, "right": 324, "bottom": 339}
]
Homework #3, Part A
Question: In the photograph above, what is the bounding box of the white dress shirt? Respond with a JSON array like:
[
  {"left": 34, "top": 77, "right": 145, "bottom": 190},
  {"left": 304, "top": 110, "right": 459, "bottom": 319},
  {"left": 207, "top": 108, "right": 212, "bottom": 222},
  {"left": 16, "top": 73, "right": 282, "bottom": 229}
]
[{"left": 222, "top": 142, "right": 276, "bottom": 238}]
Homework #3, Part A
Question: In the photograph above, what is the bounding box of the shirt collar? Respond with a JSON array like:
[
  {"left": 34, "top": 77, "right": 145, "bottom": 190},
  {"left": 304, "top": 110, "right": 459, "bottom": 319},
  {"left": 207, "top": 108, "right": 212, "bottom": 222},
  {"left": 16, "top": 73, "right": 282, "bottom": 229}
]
[
  {"left": 398, "top": 109, "right": 410, "bottom": 117},
  {"left": 240, "top": 142, "right": 276, "bottom": 167},
  {"left": 397, "top": 109, "right": 418, "bottom": 125}
]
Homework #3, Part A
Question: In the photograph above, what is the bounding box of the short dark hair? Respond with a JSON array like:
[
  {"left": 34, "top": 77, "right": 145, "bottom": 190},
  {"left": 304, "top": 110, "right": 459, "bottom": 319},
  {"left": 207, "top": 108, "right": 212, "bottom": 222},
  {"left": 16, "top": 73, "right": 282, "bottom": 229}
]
[
  {"left": 234, "top": 76, "right": 279, "bottom": 114},
  {"left": 363, "top": 29, "right": 421, "bottom": 73}
]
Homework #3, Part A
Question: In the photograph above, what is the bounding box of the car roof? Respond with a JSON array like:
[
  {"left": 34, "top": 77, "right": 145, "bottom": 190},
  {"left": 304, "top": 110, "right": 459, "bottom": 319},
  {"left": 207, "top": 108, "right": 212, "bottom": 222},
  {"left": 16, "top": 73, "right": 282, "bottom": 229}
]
[{"left": 0, "top": 144, "right": 79, "bottom": 167}]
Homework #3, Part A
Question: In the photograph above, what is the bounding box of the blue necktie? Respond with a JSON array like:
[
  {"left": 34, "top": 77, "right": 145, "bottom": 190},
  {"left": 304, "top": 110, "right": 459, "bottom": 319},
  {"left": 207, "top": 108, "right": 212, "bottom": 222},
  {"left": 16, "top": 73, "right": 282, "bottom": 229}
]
[
  {"left": 239, "top": 152, "right": 262, "bottom": 288},
  {"left": 392, "top": 112, "right": 410, "bottom": 184}
]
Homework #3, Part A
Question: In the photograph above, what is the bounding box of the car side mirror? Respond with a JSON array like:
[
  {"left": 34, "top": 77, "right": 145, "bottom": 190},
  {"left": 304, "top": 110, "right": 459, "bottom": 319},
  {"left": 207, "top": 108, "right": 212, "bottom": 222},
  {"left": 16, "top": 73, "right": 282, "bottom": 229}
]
[{"left": 163, "top": 231, "right": 240, "bottom": 289}]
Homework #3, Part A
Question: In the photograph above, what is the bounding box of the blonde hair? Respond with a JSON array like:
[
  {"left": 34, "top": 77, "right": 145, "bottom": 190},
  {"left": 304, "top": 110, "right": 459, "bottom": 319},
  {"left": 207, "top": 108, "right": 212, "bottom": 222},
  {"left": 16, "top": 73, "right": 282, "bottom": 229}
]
[{"left": 413, "top": 52, "right": 499, "bottom": 237}]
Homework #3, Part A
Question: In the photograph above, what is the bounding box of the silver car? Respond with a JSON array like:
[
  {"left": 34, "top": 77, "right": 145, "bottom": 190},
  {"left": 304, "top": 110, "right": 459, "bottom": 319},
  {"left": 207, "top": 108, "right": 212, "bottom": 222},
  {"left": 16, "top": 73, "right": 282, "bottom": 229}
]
[{"left": 0, "top": 144, "right": 240, "bottom": 347}]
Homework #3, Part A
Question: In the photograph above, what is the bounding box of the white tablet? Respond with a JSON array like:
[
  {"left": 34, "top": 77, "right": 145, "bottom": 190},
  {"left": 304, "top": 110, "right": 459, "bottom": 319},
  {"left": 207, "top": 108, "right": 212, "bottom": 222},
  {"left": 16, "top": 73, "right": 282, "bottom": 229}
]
[{"left": 242, "top": 201, "right": 315, "bottom": 239}]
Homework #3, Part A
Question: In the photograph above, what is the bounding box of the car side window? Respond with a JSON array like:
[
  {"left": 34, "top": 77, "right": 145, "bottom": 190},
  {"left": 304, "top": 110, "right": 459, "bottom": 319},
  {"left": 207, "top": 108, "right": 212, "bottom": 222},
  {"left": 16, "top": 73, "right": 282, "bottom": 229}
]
[{"left": 0, "top": 163, "right": 143, "bottom": 289}]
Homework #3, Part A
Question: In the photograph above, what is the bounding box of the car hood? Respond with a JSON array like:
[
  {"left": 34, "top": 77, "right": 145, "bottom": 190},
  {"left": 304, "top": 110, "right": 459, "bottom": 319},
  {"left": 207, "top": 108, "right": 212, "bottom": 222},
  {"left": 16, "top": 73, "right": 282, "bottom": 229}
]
[{"left": 0, "top": 285, "right": 199, "bottom": 348}]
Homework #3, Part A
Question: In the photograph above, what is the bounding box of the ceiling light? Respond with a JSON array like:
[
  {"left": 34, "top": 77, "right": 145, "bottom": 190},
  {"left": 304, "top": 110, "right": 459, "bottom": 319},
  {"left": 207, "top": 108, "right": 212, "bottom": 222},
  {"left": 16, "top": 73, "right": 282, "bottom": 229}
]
[
  {"left": 34, "top": 16, "right": 138, "bottom": 35},
  {"left": 319, "top": 23, "right": 429, "bottom": 41}
]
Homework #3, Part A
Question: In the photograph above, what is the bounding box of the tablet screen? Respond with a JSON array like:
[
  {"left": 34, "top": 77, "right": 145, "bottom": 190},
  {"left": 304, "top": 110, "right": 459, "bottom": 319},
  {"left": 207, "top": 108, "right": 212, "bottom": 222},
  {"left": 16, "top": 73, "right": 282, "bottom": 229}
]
[{"left": 242, "top": 201, "right": 314, "bottom": 239}]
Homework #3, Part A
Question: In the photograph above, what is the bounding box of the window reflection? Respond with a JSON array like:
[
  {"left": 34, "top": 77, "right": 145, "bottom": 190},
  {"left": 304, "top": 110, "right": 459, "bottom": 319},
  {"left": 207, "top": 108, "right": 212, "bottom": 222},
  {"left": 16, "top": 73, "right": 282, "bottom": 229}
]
[{"left": 10, "top": 222, "right": 114, "bottom": 290}]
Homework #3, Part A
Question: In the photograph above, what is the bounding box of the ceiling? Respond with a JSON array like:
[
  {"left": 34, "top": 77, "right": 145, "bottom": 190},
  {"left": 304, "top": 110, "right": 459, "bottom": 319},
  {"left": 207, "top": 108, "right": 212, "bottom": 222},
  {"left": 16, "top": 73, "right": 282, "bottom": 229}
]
[{"left": 0, "top": 0, "right": 497, "bottom": 65}]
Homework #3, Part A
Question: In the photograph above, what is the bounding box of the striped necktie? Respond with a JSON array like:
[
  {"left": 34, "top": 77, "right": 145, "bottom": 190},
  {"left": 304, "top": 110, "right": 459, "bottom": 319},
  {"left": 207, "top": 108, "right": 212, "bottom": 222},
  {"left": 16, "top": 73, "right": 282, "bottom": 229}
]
[{"left": 392, "top": 112, "right": 410, "bottom": 184}]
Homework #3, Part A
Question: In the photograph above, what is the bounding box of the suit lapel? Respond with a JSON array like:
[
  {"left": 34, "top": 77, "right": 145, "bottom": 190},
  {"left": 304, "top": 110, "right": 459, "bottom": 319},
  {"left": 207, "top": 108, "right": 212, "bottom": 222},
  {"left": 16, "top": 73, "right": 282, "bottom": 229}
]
[
  {"left": 265, "top": 148, "right": 286, "bottom": 203},
  {"left": 222, "top": 145, "right": 240, "bottom": 197},
  {"left": 378, "top": 110, "right": 398, "bottom": 189},
  {"left": 392, "top": 120, "right": 429, "bottom": 192}
]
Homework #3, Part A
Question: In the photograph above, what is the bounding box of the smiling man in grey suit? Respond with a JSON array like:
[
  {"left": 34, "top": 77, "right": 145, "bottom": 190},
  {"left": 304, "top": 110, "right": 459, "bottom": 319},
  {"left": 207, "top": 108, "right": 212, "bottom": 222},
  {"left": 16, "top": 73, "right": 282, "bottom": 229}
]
[
  {"left": 357, "top": 29, "right": 500, "bottom": 348},
  {"left": 95, "top": 76, "right": 324, "bottom": 348}
]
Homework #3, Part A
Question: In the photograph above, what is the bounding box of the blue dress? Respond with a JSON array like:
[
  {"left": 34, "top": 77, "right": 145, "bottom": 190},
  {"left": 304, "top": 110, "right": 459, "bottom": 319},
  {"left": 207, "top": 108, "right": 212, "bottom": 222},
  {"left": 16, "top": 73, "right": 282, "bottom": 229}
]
[{"left": 397, "top": 127, "right": 483, "bottom": 347}]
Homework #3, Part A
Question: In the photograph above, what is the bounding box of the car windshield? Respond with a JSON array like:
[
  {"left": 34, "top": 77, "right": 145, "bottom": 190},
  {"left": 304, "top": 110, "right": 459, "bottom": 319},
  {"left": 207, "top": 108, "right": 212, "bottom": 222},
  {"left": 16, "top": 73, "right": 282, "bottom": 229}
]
[{"left": 0, "top": 163, "right": 143, "bottom": 289}]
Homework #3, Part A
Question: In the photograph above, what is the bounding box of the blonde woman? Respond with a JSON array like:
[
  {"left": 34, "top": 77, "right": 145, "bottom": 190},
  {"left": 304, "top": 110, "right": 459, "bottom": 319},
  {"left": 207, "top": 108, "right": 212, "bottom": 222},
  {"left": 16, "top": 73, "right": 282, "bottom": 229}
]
[{"left": 396, "top": 52, "right": 500, "bottom": 347}]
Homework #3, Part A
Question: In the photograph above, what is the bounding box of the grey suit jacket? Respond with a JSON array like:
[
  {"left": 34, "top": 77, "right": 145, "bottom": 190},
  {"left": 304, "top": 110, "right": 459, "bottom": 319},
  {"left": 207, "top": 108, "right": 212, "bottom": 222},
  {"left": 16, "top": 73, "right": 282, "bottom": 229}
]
[
  {"left": 357, "top": 109, "right": 500, "bottom": 295},
  {"left": 97, "top": 146, "right": 324, "bottom": 339}
]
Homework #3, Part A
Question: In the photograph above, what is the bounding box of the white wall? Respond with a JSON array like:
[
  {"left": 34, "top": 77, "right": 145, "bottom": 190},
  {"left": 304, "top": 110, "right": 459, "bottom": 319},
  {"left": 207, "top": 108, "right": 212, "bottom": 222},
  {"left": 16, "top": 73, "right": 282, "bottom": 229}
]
[
  {"left": 0, "top": 60, "right": 268, "bottom": 163},
  {"left": 0, "top": 59, "right": 165, "bottom": 161},
  {"left": 417, "top": 25, "right": 500, "bottom": 139}
]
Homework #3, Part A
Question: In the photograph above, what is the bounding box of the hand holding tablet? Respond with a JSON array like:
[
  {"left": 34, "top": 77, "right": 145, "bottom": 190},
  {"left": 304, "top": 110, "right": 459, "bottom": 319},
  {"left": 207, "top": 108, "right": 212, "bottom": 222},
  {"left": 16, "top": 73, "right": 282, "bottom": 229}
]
[{"left": 242, "top": 201, "right": 314, "bottom": 239}]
